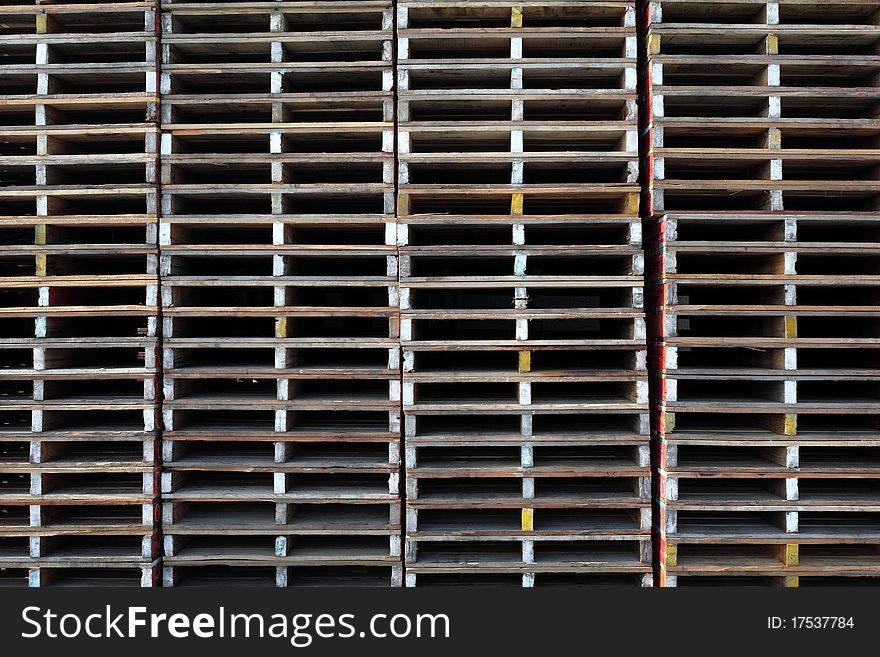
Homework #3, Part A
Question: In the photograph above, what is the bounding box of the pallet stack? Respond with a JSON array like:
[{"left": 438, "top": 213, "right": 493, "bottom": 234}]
[
  {"left": 398, "top": 0, "right": 651, "bottom": 586},
  {"left": 3, "top": 0, "right": 878, "bottom": 590},
  {"left": 645, "top": 0, "right": 880, "bottom": 586},
  {"left": 0, "top": 0, "right": 161, "bottom": 586},
  {"left": 157, "top": 0, "right": 401, "bottom": 586}
]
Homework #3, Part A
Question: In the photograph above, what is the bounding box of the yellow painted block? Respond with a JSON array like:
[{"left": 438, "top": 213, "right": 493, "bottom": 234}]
[
  {"left": 665, "top": 544, "right": 677, "bottom": 567},
  {"left": 511, "top": 193, "right": 524, "bottom": 215},
  {"left": 767, "top": 128, "right": 782, "bottom": 150},
  {"left": 784, "top": 414, "right": 797, "bottom": 436},
  {"left": 663, "top": 412, "right": 675, "bottom": 434},
  {"left": 36, "top": 13, "right": 48, "bottom": 34},
  {"left": 784, "top": 317, "right": 797, "bottom": 338},
  {"left": 511, "top": 6, "right": 523, "bottom": 28},
  {"left": 518, "top": 351, "right": 531, "bottom": 373},
  {"left": 785, "top": 544, "right": 798, "bottom": 567},
  {"left": 521, "top": 508, "right": 533, "bottom": 531},
  {"left": 397, "top": 193, "right": 410, "bottom": 215},
  {"left": 784, "top": 576, "right": 799, "bottom": 588},
  {"left": 34, "top": 225, "right": 47, "bottom": 276},
  {"left": 624, "top": 192, "right": 639, "bottom": 215},
  {"left": 275, "top": 317, "right": 287, "bottom": 338},
  {"left": 648, "top": 34, "right": 661, "bottom": 55},
  {"left": 766, "top": 34, "right": 779, "bottom": 55}
]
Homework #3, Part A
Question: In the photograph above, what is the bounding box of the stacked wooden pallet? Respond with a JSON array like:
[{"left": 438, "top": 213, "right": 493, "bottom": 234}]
[
  {"left": 646, "top": 0, "right": 880, "bottom": 586},
  {"left": 398, "top": 0, "right": 651, "bottom": 586},
  {"left": 158, "top": 0, "right": 401, "bottom": 586},
  {"left": 0, "top": 0, "right": 161, "bottom": 587}
]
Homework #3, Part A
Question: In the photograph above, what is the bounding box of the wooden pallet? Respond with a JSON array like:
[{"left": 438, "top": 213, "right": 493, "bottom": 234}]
[
  {"left": 160, "top": 564, "right": 400, "bottom": 587},
  {"left": 407, "top": 571, "right": 652, "bottom": 586},
  {"left": 0, "top": 563, "right": 160, "bottom": 588}
]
